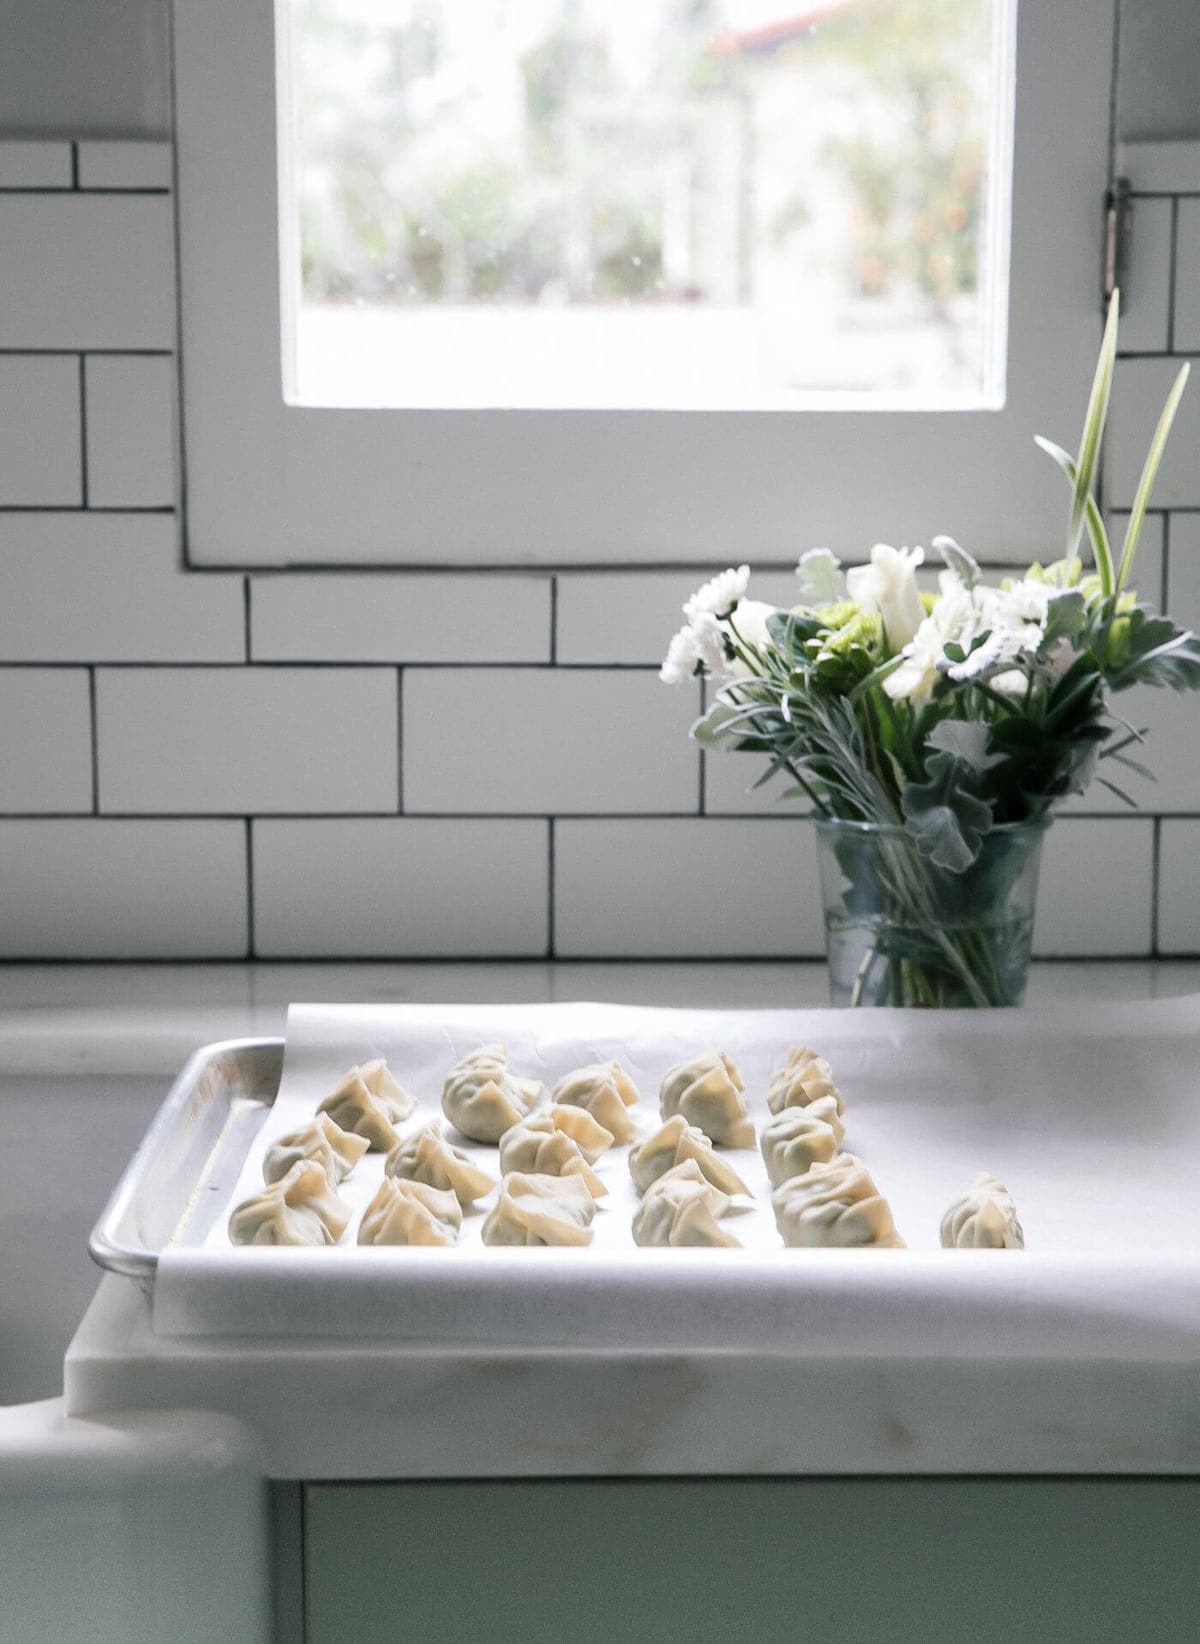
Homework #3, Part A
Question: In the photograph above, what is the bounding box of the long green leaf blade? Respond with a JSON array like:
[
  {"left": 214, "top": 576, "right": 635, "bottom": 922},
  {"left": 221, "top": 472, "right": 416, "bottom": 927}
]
[
  {"left": 1033, "top": 437, "right": 1115, "bottom": 593},
  {"left": 1116, "top": 361, "right": 1191, "bottom": 590},
  {"left": 1069, "top": 290, "right": 1121, "bottom": 560}
]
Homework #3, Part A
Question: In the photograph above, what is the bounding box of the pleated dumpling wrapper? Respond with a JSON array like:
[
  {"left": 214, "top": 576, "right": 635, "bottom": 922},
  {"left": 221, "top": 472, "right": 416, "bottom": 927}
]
[
  {"left": 229, "top": 1158, "right": 352, "bottom": 1247},
  {"left": 629, "top": 1113, "right": 752, "bottom": 1199},
  {"left": 263, "top": 1113, "right": 369, "bottom": 1186},
  {"left": 481, "top": 1171, "right": 597, "bottom": 1247},
  {"left": 658, "top": 1050, "right": 755, "bottom": 1149},
  {"left": 442, "top": 1043, "right": 541, "bottom": 1144},
  {"left": 765, "top": 1045, "right": 844, "bottom": 1118},
  {"left": 384, "top": 1119, "right": 495, "bottom": 1207},
  {"left": 940, "top": 1174, "right": 1025, "bottom": 1249},
  {"left": 358, "top": 1177, "right": 462, "bottom": 1247},
  {"left": 551, "top": 1062, "right": 641, "bottom": 1146},
  {"left": 773, "top": 1154, "right": 904, "bottom": 1249},
  {"left": 499, "top": 1115, "right": 608, "bottom": 1199},
  {"left": 759, "top": 1096, "right": 846, "bottom": 1190},
  {"left": 318, "top": 1058, "right": 417, "bottom": 1152},
  {"left": 632, "top": 1160, "right": 741, "bottom": 1249}
]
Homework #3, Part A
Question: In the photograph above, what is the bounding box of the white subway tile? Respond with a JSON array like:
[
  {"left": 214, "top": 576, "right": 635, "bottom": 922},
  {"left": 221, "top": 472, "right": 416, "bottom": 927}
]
[
  {"left": 253, "top": 818, "right": 548, "bottom": 956},
  {"left": 703, "top": 749, "right": 811, "bottom": 816},
  {"left": 0, "top": 140, "right": 72, "bottom": 188},
  {"left": 1033, "top": 818, "right": 1153, "bottom": 956},
  {"left": 76, "top": 141, "right": 172, "bottom": 191},
  {"left": 0, "top": 820, "right": 247, "bottom": 957},
  {"left": 85, "top": 354, "right": 176, "bottom": 507},
  {"left": 555, "top": 818, "right": 825, "bottom": 957},
  {"left": 96, "top": 667, "right": 399, "bottom": 814},
  {"left": 556, "top": 570, "right": 799, "bottom": 665},
  {"left": 1108, "top": 359, "right": 1200, "bottom": 510},
  {"left": 1157, "top": 820, "right": 1200, "bottom": 953},
  {"left": 1165, "top": 512, "right": 1200, "bottom": 629},
  {"left": 403, "top": 669, "right": 700, "bottom": 814},
  {"left": 1119, "top": 197, "right": 1172, "bottom": 354},
  {"left": 251, "top": 573, "right": 549, "bottom": 663},
  {"left": 1119, "top": 140, "right": 1200, "bottom": 194},
  {"left": 0, "top": 515, "right": 242, "bottom": 662},
  {"left": 1103, "top": 512, "right": 1165, "bottom": 609},
  {"left": 0, "top": 670, "right": 92, "bottom": 813},
  {"left": 0, "top": 196, "right": 174, "bottom": 348},
  {"left": 1174, "top": 199, "right": 1200, "bottom": 354},
  {"left": 0, "top": 356, "right": 81, "bottom": 505}
]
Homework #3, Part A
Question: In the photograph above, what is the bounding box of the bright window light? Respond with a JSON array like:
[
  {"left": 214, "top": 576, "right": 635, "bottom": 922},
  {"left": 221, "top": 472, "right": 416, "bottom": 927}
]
[{"left": 278, "top": 0, "right": 1015, "bottom": 410}]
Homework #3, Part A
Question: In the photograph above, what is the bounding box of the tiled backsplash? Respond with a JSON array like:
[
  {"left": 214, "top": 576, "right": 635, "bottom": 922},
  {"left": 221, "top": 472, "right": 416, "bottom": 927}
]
[{"left": 0, "top": 136, "right": 1198, "bottom": 959}]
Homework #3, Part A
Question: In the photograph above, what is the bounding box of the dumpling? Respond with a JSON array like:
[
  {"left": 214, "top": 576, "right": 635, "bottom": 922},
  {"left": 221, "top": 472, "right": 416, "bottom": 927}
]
[
  {"left": 540, "top": 1104, "right": 614, "bottom": 1163},
  {"left": 481, "top": 1172, "right": 596, "bottom": 1247},
  {"left": 357, "top": 1177, "right": 462, "bottom": 1247},
  {"left": 631, "top": 1160, "right": 741, "bottom": 1249},
  {"left": 228, "top": 1158, "right": 352, "bottom": 1247},
  {"left": 658, "top": 1050, "right": 754, "bottom": 1148},
  {"left": 551, "top": 1062, "right": 640, "bottom": 1145},
  {"left": 318, "top": 1060, "right": 416, "bottom": 1152},
  {"left": 442, "top": 1043, "right": 541, "bottom": 1144},
  {"left": 773, "top": 1154, "right": 904, "bottom": 1249},
  {"left": 384, "top": 1119, "right": 495, "bottom": 1206},
  {"left": 765, "top": 1045, "right": 844, "bottom": 1117},
  {"left": 759, "top": 1096, "right": 845, "bottom": 1189},
  {"left": 262, "top": 1113, "right": 369, "bottom": 1185},
  {"left": 499, "top": 1116, "right": 607, "bottom": 1199},
  {"left": 629, "top": 1114, "right": 752, "bottom": 1199},
  {"left": 941, "top": 1174, "right": 1025, "bottom": 1249}
]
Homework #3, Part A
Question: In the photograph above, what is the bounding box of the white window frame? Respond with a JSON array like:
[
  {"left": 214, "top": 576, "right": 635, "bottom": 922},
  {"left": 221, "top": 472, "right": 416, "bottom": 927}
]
[{"left": 173, "top": 0, "right": 1117, "bottom": 568}]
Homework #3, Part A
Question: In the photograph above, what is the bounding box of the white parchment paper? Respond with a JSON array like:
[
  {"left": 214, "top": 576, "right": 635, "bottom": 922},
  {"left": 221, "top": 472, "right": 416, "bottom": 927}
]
[{"left": 153, "top": 996, "right": 1200, "bottom": 1347}]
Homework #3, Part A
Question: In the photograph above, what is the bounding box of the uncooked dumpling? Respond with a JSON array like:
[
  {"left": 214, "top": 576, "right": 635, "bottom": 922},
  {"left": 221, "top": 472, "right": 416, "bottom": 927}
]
[
  {"left": 551, "top": 1062, "right": 641, "bottom": 1145},
  {"left": 442, "top": 1043, "right": 541, "bottom": 1143},
  {"left": 499, "top": 1115, "right": 607, "bottom": 1198},
  {"left": 759, "top": 1096, "right": 845, "bottom": 1189},
  {"left": 765, "top": 1045, "right": 844, "bottom": 1117},
  {"left": 773, "top": 1154, "right": 904, "bottom": 1249},
  {"left": 263, "top": 1113, "right": 369, "bottom": 1186},
  {"left": 631, "top": 1160, "right": 741, "bottom": 1248},
  {"left": 228, "top": 1158, "right": 352, "bottom": 1247},
  {"left": 481, "top": 1171, "right": 597, "bottom": 1247},
  {"left": 384, "top": 1119, "right": 495, "bottom": 1206},
  {"left": 628, "top": 1114, "right": 752, "bottom": 1199},
  {"left": 357, "top": 1177, "right": 462, "bottom": 1247},
  {"left": 318, "top": 1060, "right": 416, "bottom": 1152},
  {"left": 940, "top": 1174, "right": 1024, "bottom": 1249},
  {"left": 540, "top": 1103, "right": 615, "bottom": 1163},
  {"left": 658, "top": 1050, "right": 754, "bottom": 1148}
]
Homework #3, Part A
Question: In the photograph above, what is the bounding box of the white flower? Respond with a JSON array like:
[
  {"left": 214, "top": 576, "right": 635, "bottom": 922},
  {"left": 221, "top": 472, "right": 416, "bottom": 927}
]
[
  {"left": 794, "top": 547, "right": 844, "bottom": 606},
  {"left": 659, "top": 625, "right": 704, "bottom": 685},
  {"left": 846, "top": 544, "right": 926, "bottom": 650},
  {"left": 884, "top": 572, "right": 976, "bottom": 705},
  {"left": 689, "top": 610, "right": 736, "bottom": 681},
  {"left": 683, "top": 564, "right": 750, "bottom": 622},
  {"left": 727, "top": 598, "right": 778, "bottom": 652}
]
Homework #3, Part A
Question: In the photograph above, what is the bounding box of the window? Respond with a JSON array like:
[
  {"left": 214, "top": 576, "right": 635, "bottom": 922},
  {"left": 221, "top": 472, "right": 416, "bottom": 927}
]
[
  {"left": 285, "top": 0, "right": 1011, "bottom": 412},
  {"left": 174, "top": 0, "right": 1117, "bottom": 566}
]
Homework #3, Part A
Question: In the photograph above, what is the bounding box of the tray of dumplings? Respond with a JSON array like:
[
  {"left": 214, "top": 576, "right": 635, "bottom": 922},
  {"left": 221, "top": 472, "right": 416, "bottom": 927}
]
[{"left": 90, "top": 996, "right": 1200, "bottom": 1346}]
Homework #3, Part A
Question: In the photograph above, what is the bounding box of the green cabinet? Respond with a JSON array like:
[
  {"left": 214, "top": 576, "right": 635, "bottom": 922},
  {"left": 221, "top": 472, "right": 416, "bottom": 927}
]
[{"left": 301, "top": 1477, "right": 1200, "bottom": 1643}]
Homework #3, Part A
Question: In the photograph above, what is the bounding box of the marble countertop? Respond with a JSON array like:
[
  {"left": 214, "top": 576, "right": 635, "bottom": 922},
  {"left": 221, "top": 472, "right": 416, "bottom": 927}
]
[
  {"left": 4, "top": 957, "right": 1200, "bottom": 1073},
  {"left": 9, "top": 960, "right": 1200, "bottom": 1477}
]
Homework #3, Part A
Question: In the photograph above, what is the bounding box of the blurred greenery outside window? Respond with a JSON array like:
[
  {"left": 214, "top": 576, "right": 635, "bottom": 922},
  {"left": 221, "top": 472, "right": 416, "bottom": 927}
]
[{"left": 283, "top": 0, "right": 1011, "bottom": 410}]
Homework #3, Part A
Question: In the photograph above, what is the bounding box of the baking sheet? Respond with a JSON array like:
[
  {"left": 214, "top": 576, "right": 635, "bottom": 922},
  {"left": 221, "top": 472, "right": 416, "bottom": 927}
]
[{"left": 153, "top": 996, "right": 1200, "bottom": 1345}]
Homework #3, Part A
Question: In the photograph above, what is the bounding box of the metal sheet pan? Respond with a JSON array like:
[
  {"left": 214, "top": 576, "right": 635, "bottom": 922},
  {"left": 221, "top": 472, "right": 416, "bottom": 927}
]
[{"left": 89, "top": 1037, "right": 283, "bottom": 1281}]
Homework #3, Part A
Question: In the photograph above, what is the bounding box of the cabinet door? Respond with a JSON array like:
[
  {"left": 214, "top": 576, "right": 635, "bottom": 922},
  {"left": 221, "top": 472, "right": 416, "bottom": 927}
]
[{"left": 303, "top": 1477, "right": 1200, "bottom": 1643}]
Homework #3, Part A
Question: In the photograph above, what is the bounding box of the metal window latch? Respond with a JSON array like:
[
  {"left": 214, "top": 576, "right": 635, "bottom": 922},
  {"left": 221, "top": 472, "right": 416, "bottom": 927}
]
[{"left": 1104, "top": 177, "right": 1131, "bottom": 308}]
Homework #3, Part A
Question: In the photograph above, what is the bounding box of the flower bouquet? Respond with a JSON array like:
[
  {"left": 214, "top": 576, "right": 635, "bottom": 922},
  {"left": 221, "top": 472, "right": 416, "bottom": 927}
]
[{"left": 661, "top": 294, "right": 1200, "bottom": 1007}]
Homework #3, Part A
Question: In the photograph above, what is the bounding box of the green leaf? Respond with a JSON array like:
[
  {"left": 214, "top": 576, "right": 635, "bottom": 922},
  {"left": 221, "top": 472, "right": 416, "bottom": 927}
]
[
  {"left": 1116, "top": 361, "right": 1191, "bottom": 591},
  {"left": 901, "top": 789, "right": 993, "bottom": 872},
  {"left": 1069, "top": 289, "right": 1121, "bottom": 563},
  {"left": 931, "top": 533, "right": 981, "bottom": 589},
  {"left": 1034, "top": 436, "right": 1115, "bottom": 596},
  {"left": 925, "top": 718, "right": 1005, "bottom": 772}
]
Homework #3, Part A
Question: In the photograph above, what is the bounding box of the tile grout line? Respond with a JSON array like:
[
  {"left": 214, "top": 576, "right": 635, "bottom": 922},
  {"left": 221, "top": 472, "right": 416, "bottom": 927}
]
[
  {"left": 87, "top": 667, "right": 99, "bottom": 814},
  {"left": 1168, "top": 195, "right": 1180, "bottom": 353},
  {"left": 546, "top": 817, "right": 556, "bottom": 959},
  {"left": 245, "top": 818, "right": 256, "bottom": 959},
  {"left": 78, "top": 355, "right": 89, "bottom": 509}
]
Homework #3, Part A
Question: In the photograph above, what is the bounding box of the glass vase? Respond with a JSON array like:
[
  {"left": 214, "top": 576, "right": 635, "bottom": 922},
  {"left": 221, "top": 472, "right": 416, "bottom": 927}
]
[{"left": 813, "top": 817, "right": 1049, "bottom": 1009}]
